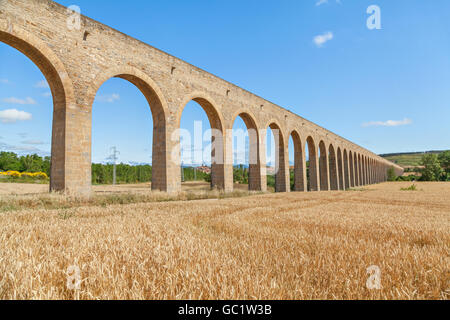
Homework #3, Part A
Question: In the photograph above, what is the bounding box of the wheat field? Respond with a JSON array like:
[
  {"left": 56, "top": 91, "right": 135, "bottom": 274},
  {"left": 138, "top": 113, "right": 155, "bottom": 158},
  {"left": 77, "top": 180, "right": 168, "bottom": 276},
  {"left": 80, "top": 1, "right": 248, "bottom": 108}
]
[{"left": 0, "top": 182, "right": 448, "bottom": 300}]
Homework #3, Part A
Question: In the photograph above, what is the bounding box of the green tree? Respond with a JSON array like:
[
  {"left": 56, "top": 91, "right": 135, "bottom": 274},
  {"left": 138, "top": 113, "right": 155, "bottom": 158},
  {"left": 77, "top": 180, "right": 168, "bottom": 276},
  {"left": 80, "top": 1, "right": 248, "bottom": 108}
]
[
  {"left": 0, "top": 152, "right": 21, "bottom": 171},
  {"left": 438, "top": 151, "right": 450, "bottom": 178},
  {"left": 266, "top": 175, "right": 275, "bottom": 190},
  {"left": 91, "top": 163, "right": 153, "bottom": 185},
  {"left": 421, "top": 154, "right": 442, "bottom": 181},
  {"left": 20, "top": 154, "right": 44, "bottom": 172},
  {"left": 42, "top": 157, "right": 51, "bottom": 176},
  {"left": 387, "top": 167, "right": 397, "bottom": 181},
  {"left": 233, "top": 165, "right": 248, "bottom": 184},
  {"left": 290, "top": 170, "right": 295, "bottom": 191}
]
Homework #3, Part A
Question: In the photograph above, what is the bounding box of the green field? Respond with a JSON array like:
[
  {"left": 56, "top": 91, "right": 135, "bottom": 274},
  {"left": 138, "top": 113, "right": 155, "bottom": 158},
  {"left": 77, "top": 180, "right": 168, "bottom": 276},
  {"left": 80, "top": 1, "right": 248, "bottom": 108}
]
[{"left": 380, "top": 150, "right": 448, "bottom": 168}]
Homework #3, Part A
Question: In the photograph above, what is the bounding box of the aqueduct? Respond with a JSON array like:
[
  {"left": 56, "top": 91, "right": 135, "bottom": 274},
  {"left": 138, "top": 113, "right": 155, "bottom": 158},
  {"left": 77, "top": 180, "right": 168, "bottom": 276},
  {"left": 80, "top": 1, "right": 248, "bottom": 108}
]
[{"left": 0, "top": 0, "right": 403, "bottom": 196}]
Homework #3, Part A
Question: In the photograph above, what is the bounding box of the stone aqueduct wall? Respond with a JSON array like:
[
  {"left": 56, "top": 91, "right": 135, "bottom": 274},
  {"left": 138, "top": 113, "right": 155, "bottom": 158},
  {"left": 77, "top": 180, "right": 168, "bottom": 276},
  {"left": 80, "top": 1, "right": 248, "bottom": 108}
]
[{"left": 0, "top": 0, "right": 404, "bottom": 196}]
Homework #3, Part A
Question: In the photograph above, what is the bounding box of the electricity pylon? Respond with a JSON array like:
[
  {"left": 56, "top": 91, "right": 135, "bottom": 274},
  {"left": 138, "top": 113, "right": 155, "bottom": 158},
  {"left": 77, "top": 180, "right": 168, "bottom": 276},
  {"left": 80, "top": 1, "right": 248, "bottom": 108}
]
[{"left": 109, "top": 146, "right": 120, "bottom": 185}]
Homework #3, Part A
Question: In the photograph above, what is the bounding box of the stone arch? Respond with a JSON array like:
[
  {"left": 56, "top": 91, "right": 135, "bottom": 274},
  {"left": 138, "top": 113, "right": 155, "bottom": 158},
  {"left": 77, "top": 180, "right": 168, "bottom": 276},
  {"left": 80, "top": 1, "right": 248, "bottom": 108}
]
[
  {"left": 290, "top": 130, "right": 306, "bottom": 192},
  {"left": 177, "top": 92, "right": 226, "bottom": 190},
  {"left": 363, "top": 155, "right": 367, "bottom": 185},
  {"left": 265, "top": 120, "right": 288, "bottom": 192},
  {"left": 306, "top": 136, "right": 319, "bottom": 191},
  {"left": 349, "top": 151, "right": 355, "bottom": 187},
  {"left": 230, "top": 111, "right": 263, "bottom": 191},
  {"left": 329, "top": 144, "right": 339, "bottom": 190},
  {"left": 359, "top": 154, "right": 366, "bottom": 186},
  {"left": 319, "top": 141, "right": 329, "bottom": 191},
  {"left": 353, "top": 152, "right": 359, "bottom": 186},
  {"left": 343, "top": 149, "right": 350, "bottom": 189},
  {"left": 178, "top": 93, "right": 224, "bottom": 131},
  {"left": 364, "top": 156, "right": 368, "bottom": 185},
  {"left": 365, "top": 156, "right": 369, "bottom": 185},
  {"left": 337, "top": 147, "right": 344, "bottom": 190},
  {"left": 379, "top": 162, "right": 382, "bottom": 182},
  {"left": 370, "top": 158, "right": 374, "bottom": 184},
  {"left": 357, "top": 154, "right": 363, "bottom": 186},
  {"left": 0, "top": 24, "right": 76, "bottom": 193},
  {"left": 370, "top": 159, "right": 373, "bottom": 183},
  {"left": 375, "top": 161, "right": 378, "bottom": 183},
  {"left": 378, "top": 161, "right": 384, "bottom": 183},
  {"left": 373, "top": 159, "right": 376, "bottom": 183},
  {"left": 374, "top": 159, "right": 377, "bottom": 183},
  {"left": 371, "top": 159, "right": 374, "bottom": 183},
  {"left": 87, "top": 66, "right": 169, "bottom": 116},
  {"left": 87, "top": 66, "right": 170, "bottom": 191}
]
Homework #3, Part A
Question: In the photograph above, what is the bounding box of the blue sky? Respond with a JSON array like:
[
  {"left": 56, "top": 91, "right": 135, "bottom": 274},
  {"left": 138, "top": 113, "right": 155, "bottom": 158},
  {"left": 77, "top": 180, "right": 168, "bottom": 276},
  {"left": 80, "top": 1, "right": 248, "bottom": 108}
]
[{"left": 1, "top": 0, "right": 449, "bottom": 165}]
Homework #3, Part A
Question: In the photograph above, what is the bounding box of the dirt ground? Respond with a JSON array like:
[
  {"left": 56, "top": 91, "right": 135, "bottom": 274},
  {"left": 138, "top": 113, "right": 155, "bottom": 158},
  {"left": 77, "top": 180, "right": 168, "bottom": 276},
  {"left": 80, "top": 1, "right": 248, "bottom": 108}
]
[{"left": 0, "top": 181, "right": 250, "bottom": 195}]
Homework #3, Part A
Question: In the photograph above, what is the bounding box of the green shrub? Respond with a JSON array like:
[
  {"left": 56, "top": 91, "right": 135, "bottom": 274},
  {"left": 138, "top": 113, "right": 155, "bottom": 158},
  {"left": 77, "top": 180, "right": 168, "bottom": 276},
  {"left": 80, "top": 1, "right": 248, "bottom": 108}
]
[
  {"left": 387, "top": 167, "right": 397, "bottom": 181},
  {"left": 233, "top": 165, "right": 248, "bottom": 184},
  {"left": 401, "top": 184, "right": 418, "bottom": 191},
  {"left": 421, "top": 154, "right": 442, "bottom": 181},
  {"left": 267, "top": 175, "right": 275, "bottom": 191}
]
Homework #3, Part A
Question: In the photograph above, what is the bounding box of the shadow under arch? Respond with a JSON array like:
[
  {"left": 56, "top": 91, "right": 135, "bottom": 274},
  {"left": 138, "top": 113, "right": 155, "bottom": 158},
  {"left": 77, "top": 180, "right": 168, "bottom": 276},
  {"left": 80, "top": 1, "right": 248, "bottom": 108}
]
[
  {"left": 370, "top": 158, "right": 374, "bottom": 184},
  {"left": 305, "top": 136, "right": 319, "bottom": 191},
  {"left": 231, "top": 111, "right": 263, "bottom": 191},
  {"left": 355, "top": 153, "right": 361, "bottom": 186},
  {"left": 328, "top": 144, "right": 339, "bottom": 190},
  {"left": 360, "top": 155, "right": 365, "bottom": 185},
  {"left": 366, "top": 156, "right": 370, "bottom": 184},
  {"left": 177, "top": 92, "right": 226, "bottom": 190},
  {"left": 265, "top": 121, "right": 288, "bottom": 193},
  {"left": 361, "top": 155, "right": 367, "bottom": 186},
  {"left": 336, "top": 147, "right": 344, "bottom": 190},
  {"left": 290, "top": 130, "right": 305, "bottom": 192},
  {"left": 318, "top": 140, "right": 329, "bottom": 191},
  {"left": 353, "top": 152, "right": 358, "bottom": 186},
  {"left": 349, "top": 151, "right": 355, "bottom": 187},
  {"left": 88, "top": 66, "right": 170, "bottom": 191},
  {"left": 0, "top": 25, "right": 75, "bottom": 192},
  {"left": 343, "top": 149, "right": 350, "bottom": 190}
]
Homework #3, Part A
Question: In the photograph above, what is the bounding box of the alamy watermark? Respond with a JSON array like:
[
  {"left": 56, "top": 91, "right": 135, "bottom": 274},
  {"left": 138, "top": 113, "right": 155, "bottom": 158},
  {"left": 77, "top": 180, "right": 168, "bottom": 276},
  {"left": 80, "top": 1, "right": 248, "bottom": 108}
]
[
  {"left": 66, "top": 265, "right": 81, "bottom": 291},
  {"left": 366, "top": 265, "right": 382, "bottom": 290},
  {"left": 367, "top": 5, "right": 381, "bottom": 30},
  {"left": 67, "top": 5, "right": 81, "bottom": 31},
  {"left": 170, "top": 121, "right": 282, "bottom": 173}
]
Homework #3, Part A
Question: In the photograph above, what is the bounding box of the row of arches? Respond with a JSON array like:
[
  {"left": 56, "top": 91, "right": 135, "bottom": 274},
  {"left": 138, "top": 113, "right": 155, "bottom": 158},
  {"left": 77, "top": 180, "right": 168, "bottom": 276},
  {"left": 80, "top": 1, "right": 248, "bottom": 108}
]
[
  {"left": 181, "top": 104, "right": 390, "bottom": 193},
  {"left": 273, "top": 128, "right": 389, "bottom": 193},
  {"left": 0, "top": 23, "right": 392, "bottom": 195}
]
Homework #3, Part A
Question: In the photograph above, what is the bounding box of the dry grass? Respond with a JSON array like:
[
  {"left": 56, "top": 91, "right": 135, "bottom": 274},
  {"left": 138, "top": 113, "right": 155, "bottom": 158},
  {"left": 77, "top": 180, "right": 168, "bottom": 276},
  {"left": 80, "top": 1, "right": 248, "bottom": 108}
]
[
  {"left": 0, "top": 181, "right": 251, "bottom": 196},
  {"left": 0, "top": 182, "right": 449, "bottom": 300},
  {"left": 0, "top": 182, "right": 256, "bottom": 213}
]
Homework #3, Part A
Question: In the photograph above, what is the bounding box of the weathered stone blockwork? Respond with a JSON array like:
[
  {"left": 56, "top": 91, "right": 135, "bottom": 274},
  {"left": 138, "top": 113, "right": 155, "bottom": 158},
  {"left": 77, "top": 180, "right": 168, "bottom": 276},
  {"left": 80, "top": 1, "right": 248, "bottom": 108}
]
[{"left": 0, "top": 0, "right": 403, "bottom": 196}]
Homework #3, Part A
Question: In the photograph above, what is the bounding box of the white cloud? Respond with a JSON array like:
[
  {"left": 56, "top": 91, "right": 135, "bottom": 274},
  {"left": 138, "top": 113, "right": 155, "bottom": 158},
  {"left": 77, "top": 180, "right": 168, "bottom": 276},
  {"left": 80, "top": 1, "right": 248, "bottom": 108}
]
[
  {"left": 316, "top": 0, "right": 342, "bottom": 6},
  {"left": 0, "top": 79, "right": 10, "bottom": 84},
  {"left": 22, "top": 140, "right": 45, "bottom": 145},
  {"left": 0, "top": 141, "right": 49, "bottom": 156},
  {"left": 0, "top": 109, "right": 33, "bottom": 123},
  {"left": 313, "top": 31, "right": 334, "bottom": 47},
  {"left": 2, "top": 97, "right": 37, "bottom": 105},
  {"left": 34, "top": 80, "right": 50, "bottom": 88},
  {"left": 97, "top": 93, "right": 120, "bottom": 103},
  {"left": 362, "top": 118, "right": 413, "bottom": 128},
  {"left": 42, "top": 91, "right": 52, "bottom": 98}
]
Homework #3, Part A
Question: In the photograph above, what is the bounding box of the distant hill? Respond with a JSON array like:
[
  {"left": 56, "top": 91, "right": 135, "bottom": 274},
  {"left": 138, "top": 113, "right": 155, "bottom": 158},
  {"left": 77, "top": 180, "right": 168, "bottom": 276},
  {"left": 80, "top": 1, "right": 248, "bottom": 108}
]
[{"left": 380, "top": 150, "right": 448, "bottom": 168}]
